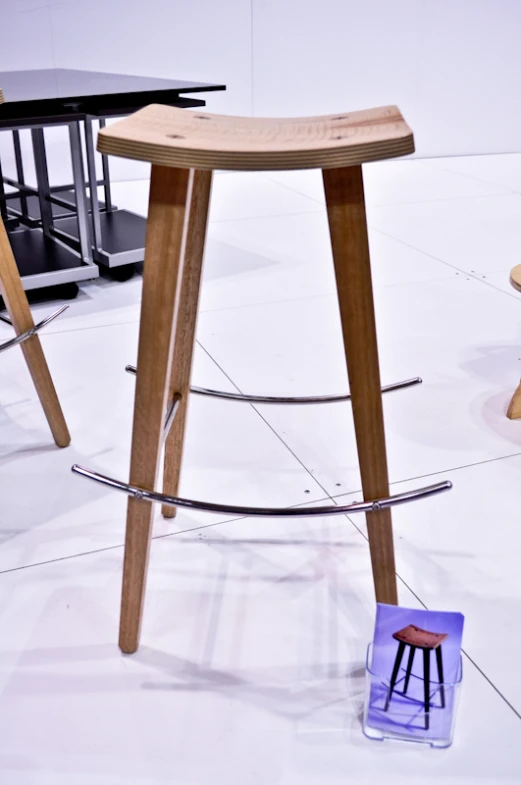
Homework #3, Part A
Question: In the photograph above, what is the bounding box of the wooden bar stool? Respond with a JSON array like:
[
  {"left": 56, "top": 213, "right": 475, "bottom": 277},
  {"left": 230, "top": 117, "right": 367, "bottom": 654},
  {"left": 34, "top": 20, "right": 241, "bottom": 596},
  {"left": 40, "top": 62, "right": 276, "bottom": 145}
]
[
  {"left": 0, "top": 90, "right": 70, "bottom": 448},
  {"left": 72, "top": 104, "right": 452, "bottom": 654},
  {"left": 384, "top": 624, "right": 448, "bottom": 730}
]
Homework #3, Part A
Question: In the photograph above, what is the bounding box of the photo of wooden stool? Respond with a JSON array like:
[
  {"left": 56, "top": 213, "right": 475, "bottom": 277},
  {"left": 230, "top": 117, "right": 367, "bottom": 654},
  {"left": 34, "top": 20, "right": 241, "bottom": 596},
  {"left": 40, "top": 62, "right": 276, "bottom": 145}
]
[
  {"left": 384, "top": 624, "right": 448, "bottom": 730},
  {"left": 72, "top": 103, "right": 452, "bottom": 653},
  {"left": 0, "top": 88, "right": 70, "bottom": 448}
]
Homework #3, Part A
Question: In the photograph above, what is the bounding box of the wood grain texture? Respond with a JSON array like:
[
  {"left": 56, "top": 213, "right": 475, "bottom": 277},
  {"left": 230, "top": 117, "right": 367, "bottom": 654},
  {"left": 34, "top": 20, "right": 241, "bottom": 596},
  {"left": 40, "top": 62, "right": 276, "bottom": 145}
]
[
  {"left": 0, "top": 220, "right": 70, "bottom": 447},
  {"left": 393, "top": 624, "right": 448, "bottom": 649},
  {"left": 0, "top": 89, "right": 4, "bottom": 104},
  {"left": 120, "top": 164, "right": 193, "bottom": 654},
  {"left": 98, "top": 104, "right": 414, "bottom": 172},
  {"left": 323, "top": 165, "right": 398, "bottom": 606},
  {"left": 510, "top": 264, "right": 521, "bottom": 293},
  {"left": 162, "top": 169, "right": 212, "bottom": 518},
  {"left": 507, "top": 380, "right": 521, "bottom": 419}
]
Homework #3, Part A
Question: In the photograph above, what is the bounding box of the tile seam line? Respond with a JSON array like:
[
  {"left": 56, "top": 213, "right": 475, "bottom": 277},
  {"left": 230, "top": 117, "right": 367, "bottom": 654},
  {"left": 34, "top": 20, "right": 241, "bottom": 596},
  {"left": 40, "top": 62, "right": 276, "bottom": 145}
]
[
  {"left": 396, "top": 567, "right": 521, "bottom": 721},
  {"left": 195, "top": 339, "right": 336, "bottom": 502},
  {"left": 332, "top": 449, "right": 521, "bottom": 502},
  {"left": 343, "top": 515, "right": 521, "bottom": 722},
  {"left": 0, "top": 493, "right": 336, "bottom": 577},
  {"left": 264, "top": 173, "right": 512, "bottom": 208},
  {"left": 370, "top": 225, "right": 521, "bottom": 301},
  {"left": 2, "top": 528, "right": 518, "bottom": 722},
  {"left": 210, "top": 207, "right": 325, "bottom": 224},
  {"left": 423, "top": 158, "right": 521, "bottom": 194},
  {"left": 195, "top": 273, "right": 464, "bottom": 317}
]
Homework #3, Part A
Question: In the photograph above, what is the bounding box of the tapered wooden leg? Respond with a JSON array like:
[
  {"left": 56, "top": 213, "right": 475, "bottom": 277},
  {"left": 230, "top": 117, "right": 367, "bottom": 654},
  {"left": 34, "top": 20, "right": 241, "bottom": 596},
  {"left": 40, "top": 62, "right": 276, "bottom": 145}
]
[
  {"left": 0, "top": 221, "right": 70, "bottom": 447},
  {"left": 507, "top": 379, "right": 521, "bottom": 419},
  {"left": 162, "top": 169, "right": 212, "bottom": 518},
  {"left": 119, "top": 165, "right": 193, "bottom": 654},
  {"left": 323, "top": 165, "right": 398, "bottom": 606}
]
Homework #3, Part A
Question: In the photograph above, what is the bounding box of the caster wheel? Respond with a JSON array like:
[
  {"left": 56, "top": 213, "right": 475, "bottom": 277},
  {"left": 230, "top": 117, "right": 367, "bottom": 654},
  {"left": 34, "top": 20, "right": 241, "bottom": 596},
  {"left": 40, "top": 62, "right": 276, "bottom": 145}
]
[
  {"left": 107, "top": 265, "right": 135, "bottom": 283},
  {"left": 58, "top": 282, "right": 80, "bottom": 300}
]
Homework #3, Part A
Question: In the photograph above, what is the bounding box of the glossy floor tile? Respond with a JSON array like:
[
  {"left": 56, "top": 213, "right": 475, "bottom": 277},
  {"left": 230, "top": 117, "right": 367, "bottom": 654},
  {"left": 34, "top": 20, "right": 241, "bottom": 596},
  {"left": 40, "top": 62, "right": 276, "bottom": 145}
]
[
  {"left": 426, "top": 153, "right": 521, "bottom": 194},
  {"left": 336, "top": 455, "right": 521, "bottom": 717},
  {"left": 266, "top": 157, "right": 511, "bottom": 207},
  {"left": 209, "top": 172, "right": 324, "bottom": 222},
  {"left": 368, "top": 192, "right": 521, "bottom": 275},
  {"left": 0, "top": 320, "right": 326, "bottom": 573},
  {"left": 1, "top": 153, "right": 521, "bottom": 780},
  {"left": 200, "top": 213, "right": 455, "bottom": 314},
  {"left": 0, "top": 517, "right": 519, "bottom": 784},
  {"left": 196, "top": 274, "right": 521, "bottom": 494}
]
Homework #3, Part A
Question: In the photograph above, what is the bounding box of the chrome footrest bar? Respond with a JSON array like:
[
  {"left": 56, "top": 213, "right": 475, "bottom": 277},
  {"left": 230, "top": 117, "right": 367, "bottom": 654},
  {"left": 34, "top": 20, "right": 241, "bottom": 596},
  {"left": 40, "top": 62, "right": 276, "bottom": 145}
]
[
  {"left": 0, "top": 305, "right": 69, "bottom": 354},
  {"left": 71, "top": 464, "right": 451, "bottom": 518},
  {"left": 125, "top": 365, "right": 422, "bottom": 405}
]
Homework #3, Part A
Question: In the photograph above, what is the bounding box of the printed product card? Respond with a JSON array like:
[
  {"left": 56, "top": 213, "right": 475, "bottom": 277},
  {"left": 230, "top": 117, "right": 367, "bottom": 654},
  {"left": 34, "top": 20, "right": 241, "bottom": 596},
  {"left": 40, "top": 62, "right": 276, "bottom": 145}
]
[{"left": 364, "top": 603, "right": 464, "bottom": 747}]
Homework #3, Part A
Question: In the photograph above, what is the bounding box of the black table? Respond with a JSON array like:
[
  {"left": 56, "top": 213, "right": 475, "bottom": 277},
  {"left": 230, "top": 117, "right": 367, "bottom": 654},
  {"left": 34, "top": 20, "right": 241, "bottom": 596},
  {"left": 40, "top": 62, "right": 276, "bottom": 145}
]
[{"left": 0, "top": 69, "right": 225, "bottom": 291}]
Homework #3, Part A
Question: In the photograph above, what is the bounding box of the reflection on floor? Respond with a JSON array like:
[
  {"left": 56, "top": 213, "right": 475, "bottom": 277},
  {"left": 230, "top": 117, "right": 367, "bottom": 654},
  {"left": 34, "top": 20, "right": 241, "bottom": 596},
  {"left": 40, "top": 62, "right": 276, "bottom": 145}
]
[{"left": 1, "top": 154, "right": 521, "bottom": 783}]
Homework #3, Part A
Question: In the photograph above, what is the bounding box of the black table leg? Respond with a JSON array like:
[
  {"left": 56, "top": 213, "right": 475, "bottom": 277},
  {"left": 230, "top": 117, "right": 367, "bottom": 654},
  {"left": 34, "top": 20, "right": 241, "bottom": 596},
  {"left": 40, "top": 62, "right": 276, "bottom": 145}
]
[
  {"left": 384, "top": 640, "right": 406, "bottom": 712},
  {"left": 31, "top": 128, "right": 54, "bottom": 237},
  {"left": 99, "top": 118, "right": 113, "bottom": 212},
  {"left": 84, "top": 116, "right": 103, "bottom": 257},
  {"left": 68, "top": 122, "right": 92, "bottom": 264},
  {"left": 0, "top": 155, "right": 7, "bottom": 221},
  {"left": 402, "top": 645, "right": 416, "bottom": 695},
  {"left": 423, "top": 648, "right": 431, "bottom": 730},
  {"left": 435, "top": 645, "right": 446, "bottom": 709},
  {"left": 13, "top": 130, "right": 28, "bottom": 220}
]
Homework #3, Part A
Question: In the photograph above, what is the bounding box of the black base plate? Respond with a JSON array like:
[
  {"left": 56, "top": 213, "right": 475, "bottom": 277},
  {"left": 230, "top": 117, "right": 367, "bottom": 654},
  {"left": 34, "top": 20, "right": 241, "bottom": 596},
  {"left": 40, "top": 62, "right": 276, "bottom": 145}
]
[
  {"left": 8, "top": 227, "right": 88, "bottom": 276},
  {"left": 58, "top": 208, "right": 146, "bottom": 257}
]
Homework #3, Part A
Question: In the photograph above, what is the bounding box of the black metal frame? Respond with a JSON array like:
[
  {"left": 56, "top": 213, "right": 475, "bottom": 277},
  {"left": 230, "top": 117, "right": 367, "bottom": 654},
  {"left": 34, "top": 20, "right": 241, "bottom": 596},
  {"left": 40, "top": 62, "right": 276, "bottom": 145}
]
[{"left": 384, "top": 640, "right": 447, "bottom": 730}]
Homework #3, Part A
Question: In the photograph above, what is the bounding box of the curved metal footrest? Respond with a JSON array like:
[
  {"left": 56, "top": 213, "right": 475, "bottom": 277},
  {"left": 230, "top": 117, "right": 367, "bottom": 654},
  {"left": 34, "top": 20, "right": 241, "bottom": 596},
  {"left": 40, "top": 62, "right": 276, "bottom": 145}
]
[
  {"left": 0, "top": 305, "right": 69, "bottom": 354},
  {"left": 125, "top": 364, "right": 422, "bottom": 405},
  {"left": 71, "top": 463, "right": 451, "bottom": 518}
]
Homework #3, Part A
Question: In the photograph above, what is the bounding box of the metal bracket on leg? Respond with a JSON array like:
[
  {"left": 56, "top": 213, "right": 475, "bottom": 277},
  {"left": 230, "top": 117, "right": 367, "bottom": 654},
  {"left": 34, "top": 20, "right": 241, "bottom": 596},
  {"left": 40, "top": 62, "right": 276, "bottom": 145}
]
[
  {"left": 164, "top": 394, "right": 181, "bottom": 438},
  {"left": 0, "top": 305, "right": 68, "bottom": 354},
  {"left": 125, "top": 364, "right": 422, "bottom": 405},
  {"left": 71, "top": 463, "right": 451, "bottom": 517}
]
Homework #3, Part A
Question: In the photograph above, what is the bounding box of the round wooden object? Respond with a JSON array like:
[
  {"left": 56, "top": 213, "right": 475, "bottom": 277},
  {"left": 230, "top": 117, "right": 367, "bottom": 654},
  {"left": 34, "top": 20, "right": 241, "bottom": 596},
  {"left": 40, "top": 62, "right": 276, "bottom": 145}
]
[
  {"left": 510, "top": 264, "right": 521, "bottom": 293},
  {"left": 97, "top": 103, "right": 414, "bottom": 172}
]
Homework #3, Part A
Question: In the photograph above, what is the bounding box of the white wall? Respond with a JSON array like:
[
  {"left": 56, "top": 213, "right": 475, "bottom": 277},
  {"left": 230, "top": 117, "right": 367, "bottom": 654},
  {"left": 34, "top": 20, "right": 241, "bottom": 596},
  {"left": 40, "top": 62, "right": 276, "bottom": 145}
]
[
  {"left": 1, "top": 0, "right": 521, "bottom": 186},
  {"left": 253, "top": 0, "right": 521, "bottom": 157}
]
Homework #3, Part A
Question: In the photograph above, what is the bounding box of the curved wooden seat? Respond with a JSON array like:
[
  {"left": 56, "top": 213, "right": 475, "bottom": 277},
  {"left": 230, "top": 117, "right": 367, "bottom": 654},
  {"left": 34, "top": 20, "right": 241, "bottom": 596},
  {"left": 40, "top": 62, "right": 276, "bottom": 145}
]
[
  {"left": 393, "top": 624, "right": 448, "bottom": 649},
  {"left": 97, "top": 103, "right": 414, "bottom": 171}
]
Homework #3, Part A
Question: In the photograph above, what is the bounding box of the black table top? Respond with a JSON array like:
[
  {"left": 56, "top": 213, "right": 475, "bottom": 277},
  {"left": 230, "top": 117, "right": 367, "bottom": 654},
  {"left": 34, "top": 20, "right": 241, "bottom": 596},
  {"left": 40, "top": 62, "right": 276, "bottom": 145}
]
[{"left": 0, "top": 68, "right": 226, "bottom": 126}]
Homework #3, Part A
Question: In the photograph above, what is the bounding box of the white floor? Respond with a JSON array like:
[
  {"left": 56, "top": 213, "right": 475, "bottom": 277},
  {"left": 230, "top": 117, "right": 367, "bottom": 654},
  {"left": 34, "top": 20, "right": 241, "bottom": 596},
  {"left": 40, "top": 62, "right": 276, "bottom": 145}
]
[{"left": 2, "top": 154, "right": 521, "bottom": 783}]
